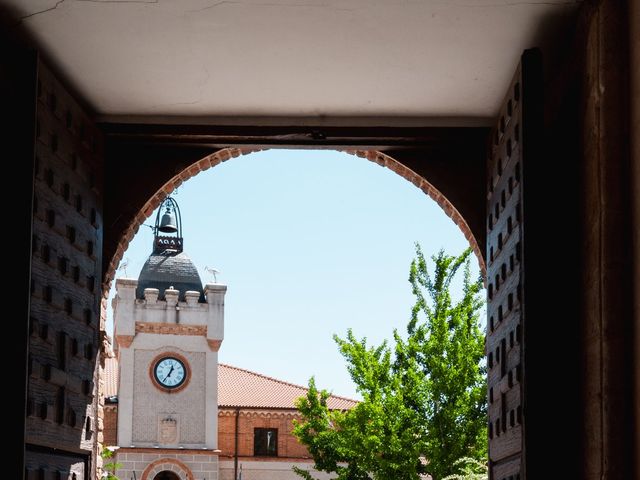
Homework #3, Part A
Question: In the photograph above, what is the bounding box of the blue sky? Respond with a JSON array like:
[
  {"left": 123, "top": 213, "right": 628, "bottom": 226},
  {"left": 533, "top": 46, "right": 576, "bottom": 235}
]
[{"left": 107, "top": 149, "right": 483, "bottom": 400}]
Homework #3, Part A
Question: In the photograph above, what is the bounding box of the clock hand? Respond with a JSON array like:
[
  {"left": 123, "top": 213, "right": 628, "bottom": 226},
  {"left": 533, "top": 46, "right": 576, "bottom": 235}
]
[{"left": 163, "top": 365, "right": 175, "bottom": 381}]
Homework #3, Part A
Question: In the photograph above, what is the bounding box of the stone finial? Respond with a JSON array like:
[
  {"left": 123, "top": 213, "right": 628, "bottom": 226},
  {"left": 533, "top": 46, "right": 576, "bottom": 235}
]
[
  {"left": 185, "top": 290, "right": 200, "bottom": 306},
  {"left": 204, "top": 283, "right": 227, "bottom": 303},
  {"left": 115, "top": 278, "right": 138, "bottom": 300},
  {"left": 164, "top": 287, "right": 179, "bottom": 305},
  {"left": 144, "top": 288, "right": 160, "bottom": 304}
]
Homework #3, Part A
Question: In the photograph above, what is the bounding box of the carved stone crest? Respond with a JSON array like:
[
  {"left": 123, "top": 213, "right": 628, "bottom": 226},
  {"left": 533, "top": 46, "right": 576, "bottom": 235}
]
[{"left": 159, "top": 416, "right": 178, "bottom": 444}]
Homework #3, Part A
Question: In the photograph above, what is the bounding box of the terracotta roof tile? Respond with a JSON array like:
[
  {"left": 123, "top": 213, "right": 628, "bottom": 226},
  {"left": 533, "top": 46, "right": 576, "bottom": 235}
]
[
  {"left": 103, "top": 357, "right": 119, "bottom": 398},
  {"left": 218, "top": 363, "right": 358, "bottom": 410},
  {"left": 102, "top": 358, "right": 357, "bottom": 410}
]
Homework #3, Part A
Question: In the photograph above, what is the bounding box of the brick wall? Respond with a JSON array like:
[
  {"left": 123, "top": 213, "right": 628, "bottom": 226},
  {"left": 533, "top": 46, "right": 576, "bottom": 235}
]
[
  {"left": 218, "top": 409, "right": 310, "bottom": 460},
  {"left": 103, "top": 405, "right": 117, "bottom": 447},
  {"left": 115, "top": 449, "right": 218, "bottom": 480},
  {"left": 26, "top": 59, "right": 104, "bottom": 478}
]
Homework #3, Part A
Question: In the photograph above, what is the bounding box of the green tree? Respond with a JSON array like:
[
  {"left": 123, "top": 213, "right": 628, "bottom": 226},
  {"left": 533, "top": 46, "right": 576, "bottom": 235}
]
[
  {"left": 293, "top": 246, "right": 486, "bottom": 480},
  {"left": 442, "top": 457, "right": 488, "bottom": 480},
  {"left": 101, "top": 447, "right": 122, "bottom": 480}
]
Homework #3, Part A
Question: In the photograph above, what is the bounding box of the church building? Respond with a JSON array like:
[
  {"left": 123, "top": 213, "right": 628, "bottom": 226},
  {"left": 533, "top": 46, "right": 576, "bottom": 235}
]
[{"left": 105, "top": 198, "right": 355, "bottom": 480}]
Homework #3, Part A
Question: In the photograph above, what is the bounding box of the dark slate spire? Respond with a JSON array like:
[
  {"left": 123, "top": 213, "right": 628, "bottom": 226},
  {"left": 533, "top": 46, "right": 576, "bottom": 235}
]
[
  {"left": 136, "top": 251, "right": 205, "bottom": 302},
  {"left": 136, "top": 196, "right": 206, "bottom": 303}
]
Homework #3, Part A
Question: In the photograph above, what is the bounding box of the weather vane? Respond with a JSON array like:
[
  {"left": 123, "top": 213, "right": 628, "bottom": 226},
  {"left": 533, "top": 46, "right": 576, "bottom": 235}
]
[
  {"left": 118, "top": 257, "right": 130, "bottom": 277},
  {"left": 204, "top": 266, "right": 221, "bottom": 283}
]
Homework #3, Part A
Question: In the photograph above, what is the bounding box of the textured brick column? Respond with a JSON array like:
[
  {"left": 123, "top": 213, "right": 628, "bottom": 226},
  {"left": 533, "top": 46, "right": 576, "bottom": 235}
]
[{"left": 578, "top": 1, "right": 634, "bottom": 477}]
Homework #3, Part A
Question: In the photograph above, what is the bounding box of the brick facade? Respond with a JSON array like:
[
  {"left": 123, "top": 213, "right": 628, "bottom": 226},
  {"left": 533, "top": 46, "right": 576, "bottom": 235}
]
[
  {"left": 103, "top": 405, "right": 118, "bottom": 447},
  {"left": 26, "top": 59, "right": 104, "bottom": 479},
  {"left": 105, "top": 405, "right": 335, "bottom": 480},
  {"left": 218, "top": 409, "right": 309, "bottom": 460},
  {"left": 115, "top": 449, "right": 218, "bottom": 480}
]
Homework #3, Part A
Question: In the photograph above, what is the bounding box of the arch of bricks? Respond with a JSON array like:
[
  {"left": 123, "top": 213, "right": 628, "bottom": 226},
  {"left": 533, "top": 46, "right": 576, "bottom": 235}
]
[
  {"left": 102, "top": 148, "right": 485, "bottom": 310},
  {"left": 141, "top": 458, "right": 194, "bottom": 480}
]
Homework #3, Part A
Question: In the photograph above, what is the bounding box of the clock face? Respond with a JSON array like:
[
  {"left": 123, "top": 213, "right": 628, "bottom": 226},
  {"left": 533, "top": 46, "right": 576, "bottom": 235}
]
[{"left": 153, "top": 357, "right": 187, "bottom": 389}]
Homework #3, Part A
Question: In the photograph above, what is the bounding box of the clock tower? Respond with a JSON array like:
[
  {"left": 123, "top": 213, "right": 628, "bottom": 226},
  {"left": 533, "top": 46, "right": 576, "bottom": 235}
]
[{"left": 112, "top": 197, "right": 225, "bottom": 480}]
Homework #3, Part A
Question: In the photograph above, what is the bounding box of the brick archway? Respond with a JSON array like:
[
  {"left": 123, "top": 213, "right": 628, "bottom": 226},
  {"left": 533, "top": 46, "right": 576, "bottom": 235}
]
[
  {"left": 141, "top": 458, "right": 194, "bottom": 480},
  {"left": 103, "top": 148, "right": 485, "bottom": 306}
]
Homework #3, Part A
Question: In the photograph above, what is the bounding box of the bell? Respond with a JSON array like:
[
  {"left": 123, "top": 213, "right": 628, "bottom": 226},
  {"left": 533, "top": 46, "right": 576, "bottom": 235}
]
[{"left": 158, "top": 211, "right": 178, "bottom": 233}]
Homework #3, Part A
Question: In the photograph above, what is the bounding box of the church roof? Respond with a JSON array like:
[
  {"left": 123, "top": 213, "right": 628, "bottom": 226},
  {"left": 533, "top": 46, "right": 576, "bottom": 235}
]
[
  {"left": 103, "top": 356, "right": 119, "bottom": 401},
  {"left": 218, "top": 363, "right": 358, "bottom": 410},
  {"left": 136, "top": 250, "right": 205, "bottom": 303},
  {"left": 102, "top": 358, "right": 357, "bottom": 411}
]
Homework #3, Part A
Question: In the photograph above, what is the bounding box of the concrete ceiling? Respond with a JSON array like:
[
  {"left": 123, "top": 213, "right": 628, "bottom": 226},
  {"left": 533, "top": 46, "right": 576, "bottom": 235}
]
[{"left": 2, "top": 0, "right": 580, "bottom": 124}]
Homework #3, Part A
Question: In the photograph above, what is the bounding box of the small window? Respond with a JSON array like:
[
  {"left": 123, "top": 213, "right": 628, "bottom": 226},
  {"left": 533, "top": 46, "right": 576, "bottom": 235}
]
[
  {"left": 85, "top": 416, "right": 92, "bottom": 440},
  {"left": 50, "top": 133, "right": 58, "bottom": 153},
  {"left": 64, "top": 298, "right": 73, "bottom": 316},
  {"left": 67, "top": 225, "right": 76, "bottom": 244},
  {"left": 86, "top": 275, "right": 95, "bottom": 293},
  {"left": 67, "top": 407, "right": 76, "bottom": 428},
  {"left": 57, "top": 331, "right": 66, "bottom": 370},
  {"left": 83, "top": 308, "right": 92, "bottom": 326},
  {"left": 43, "top": 285, "right": 52, "bottom": 303},
  {"left": 254, "top": 428, "right": 278, "bottom": 457},
  {"left": 45, "top": 168, "right": 54, "bottom": 188},
  {"left": 46, "top": 209, "right": 55, "bottom": 228},
  {"left": 501, "top": 338, "right": 507, "bottom": 378},
  {"left": 41, "top": 244, "right": 50, "bottom": 263},
  {"left": 39, "top": 323, "right": 49, "bottom": 340},
  {"left": 58, "top": 256, "right": 68, "bottom": 275},
  {"left": 55, "top": 387, "right": 65, "bottom": 424}
]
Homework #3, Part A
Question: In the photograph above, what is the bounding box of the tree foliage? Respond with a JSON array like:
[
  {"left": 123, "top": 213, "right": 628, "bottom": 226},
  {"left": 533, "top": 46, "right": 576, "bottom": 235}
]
[
  {"left": 101, "top": 447, "right": 122, "bottom": 480},
  {"left": 441, "top": 458, "right": 488, "bottom": 480},
  {"left": 293, "top": 246, "right": 486, "bottom": 480}
]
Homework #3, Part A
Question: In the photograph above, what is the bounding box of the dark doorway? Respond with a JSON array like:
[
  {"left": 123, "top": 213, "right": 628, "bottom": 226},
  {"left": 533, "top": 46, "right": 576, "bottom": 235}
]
[{"left": 153, "top": 471, "right": 180, "bottom": 480}]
